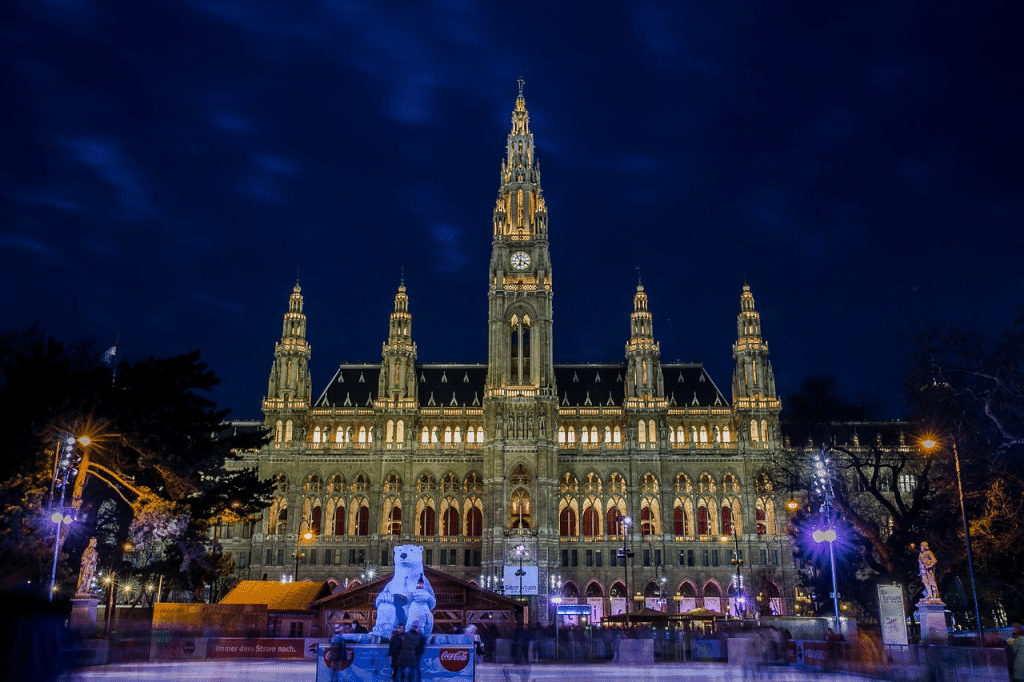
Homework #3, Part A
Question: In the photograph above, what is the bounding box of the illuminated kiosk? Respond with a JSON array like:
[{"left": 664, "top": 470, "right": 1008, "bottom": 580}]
[{"left": 317, "top": 546, "right": 475, "bottom": 682}]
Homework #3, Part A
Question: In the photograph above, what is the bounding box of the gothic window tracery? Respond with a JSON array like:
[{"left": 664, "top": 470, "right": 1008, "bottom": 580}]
[
  {"left": 509, "top": 313, "right": 532, "bottom": 384},
  {"left": 464, "top": 497, "right": 483, "bottom": 536},
  {"left": 509, "top": 464, "right": 532, "bottom": 528},
  {"left": 416, "top": 496, "right": 436, "bottom": 536},
  {"left": 382, "top": 497, "right": 402, "bottom": 535},
  {"left": 440, "top": 496, "right": 460, "bottom": 536}
]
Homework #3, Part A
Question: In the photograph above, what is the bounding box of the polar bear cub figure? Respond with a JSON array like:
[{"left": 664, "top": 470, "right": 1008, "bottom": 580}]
[{"left": 370, "top": 544, "right": 436, "bottom": 638}]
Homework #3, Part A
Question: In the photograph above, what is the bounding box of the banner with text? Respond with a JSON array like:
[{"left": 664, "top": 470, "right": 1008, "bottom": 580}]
[
  {"left": 502, "top": 565, "right": 538, "bottom": 595},
  {"left": 878, "top": 585, "right": 908, "bottom": 645}
]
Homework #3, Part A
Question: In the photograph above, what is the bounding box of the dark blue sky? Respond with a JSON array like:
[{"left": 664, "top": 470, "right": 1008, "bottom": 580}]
[{"left": 4, "top": 1, "right": 1022, "bottom": 420}]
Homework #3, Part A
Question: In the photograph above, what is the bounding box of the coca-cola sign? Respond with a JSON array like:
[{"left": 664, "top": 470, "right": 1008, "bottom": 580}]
[
  {"left": 438, "top": 647, "right": 470, "bottom": 672},
  {"left": 323, "top": 645, "right": 353, "bottom": 671}
]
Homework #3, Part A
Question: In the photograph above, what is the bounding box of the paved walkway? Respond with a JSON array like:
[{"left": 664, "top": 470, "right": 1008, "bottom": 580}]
[{"left": 70, "top": 660, "right": 877, "bottom": 681}]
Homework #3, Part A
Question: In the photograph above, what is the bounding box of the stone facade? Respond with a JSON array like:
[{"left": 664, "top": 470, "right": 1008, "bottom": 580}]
[{"left": 221, "top": 81, "right": 797, "bottom": 622}]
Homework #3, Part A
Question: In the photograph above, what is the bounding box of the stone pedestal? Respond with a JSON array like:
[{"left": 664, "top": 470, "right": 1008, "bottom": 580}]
[
  {"left": 70, "top": 596, "right": 99, "bottom": 636},
  {"left": 917, "top": 598, "right": 948, "bottom": 644}
]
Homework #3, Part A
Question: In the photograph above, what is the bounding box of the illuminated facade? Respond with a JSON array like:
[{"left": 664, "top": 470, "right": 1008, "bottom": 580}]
[{"left": 226, "top": 81, "right": 798, "bottom": 621}]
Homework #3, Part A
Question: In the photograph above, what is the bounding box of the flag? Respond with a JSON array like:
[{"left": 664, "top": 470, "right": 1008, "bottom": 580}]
[{"left": 103, "top": 343, "right": 117, "bottom": 368}]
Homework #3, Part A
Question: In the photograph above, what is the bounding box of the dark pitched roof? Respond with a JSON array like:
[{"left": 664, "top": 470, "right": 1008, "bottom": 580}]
[{"left": 315, "top": 362, "right": 727, "bottom": 409}]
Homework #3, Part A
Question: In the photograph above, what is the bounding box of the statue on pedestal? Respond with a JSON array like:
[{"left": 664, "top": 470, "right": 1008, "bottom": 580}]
[
  {"left": 918, "top": 541, "right": 939, "bottom": 601},
  {"left": 75, "top": 538, "right": 98, "bottom": 597}
]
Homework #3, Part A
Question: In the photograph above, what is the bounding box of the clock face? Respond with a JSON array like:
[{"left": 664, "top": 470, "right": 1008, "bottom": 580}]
[{"left": 510, "top": 251, "right": 531, "bottom": 270}]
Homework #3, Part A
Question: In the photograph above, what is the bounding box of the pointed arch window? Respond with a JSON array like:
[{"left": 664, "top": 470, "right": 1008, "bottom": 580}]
[
  {"left": 327, "top": 496, "right": 345, "bottom": 536},
  {"left": 353, "top": 501, "right": 369, "bottom": 536},
  {"left": 314, "top": 427, "right": 322, "bottom": 443},
  {"left": 673, "top": 504, "right": 688, "bottom": 536},
  {"left": 417, "top": 498, "right": 436, "bottom": 536},
  {"left": 509, "top": 314, "right": 531, "bottom": 384},
  {"left": 421, "top": 427, "right": 429, "bottom": 443},
  {"left": 464, "top": 497, "right": 483, "bottom": 536},
  {"left": 285, "top": 420, "right": 293, "bottom": 442},
  {"left": 335, "top": 426, "right": 344, "bottom": 443},
  {"left": 440, "top": 498, "right": 460, "bottom": 536},
  {"left": 648, "top": 420, "right": 656, "bottom": 445},
  {"left": 750, "top": 420, "right": 759, "bottom": 442},
  {"left": 721, "top": 505, "right": 733, "bottom": 537},
  {"left": 697, "top": 505, "right": 709, "bottom": 536},
  {"left": 476, "top": 426, "right": 484, "bottom": 443},
  {"left": 559, "top": 501, "right": 578, "bottom": 537},
  {"left": 723, "top": 426, "right": 731, "bottom": 443},
  {"left": 359, "top": 426, "right": 367, "bottom": 443},
  {"left": 386, "top": 420, "right": 394, "bottom": 443},
  {"left": 380, "top": 496, "right": 401, "bottom": 535},
  {"left": 760, "top": 420, "right": 768, "bottom": 443},
  {"left": 613, "top": 426, "right": 621, "bottom": 443},
  {"left": 558, "top": 426, "right": 566, "bottom": 444},
  {"left": 275, "top": 420, "right": 283, "bottom": 442},
  {"left": 582, "top": 503, "right": 601, "bottom": 537}
]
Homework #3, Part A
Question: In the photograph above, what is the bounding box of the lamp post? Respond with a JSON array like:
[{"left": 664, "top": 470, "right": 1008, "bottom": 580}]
[
  {"left": 721, "top": 528, "right": 745, "bottom": 618},
  {"left": 292, "top": 529, "right": 313, "bottom": 581},
  {"left": 616, "top": 515, "right": 634, "bottom": 626},
  {"left": 550, "top": 594, "right": 563, "bottom": 658},
  {"left": 922, "top": 435, "right": 984, "bottom": 648},
  {"left": 812, "top": 452, "right": 841, "bottom": 631},
  {"left": 514, "top": 544, "right": 526, "bottom": 600},
  {"left": 49, "top": 435, "right": 88, "bottom": 600}
]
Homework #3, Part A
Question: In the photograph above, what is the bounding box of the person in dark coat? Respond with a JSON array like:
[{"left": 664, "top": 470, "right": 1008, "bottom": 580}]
[
  {"left": 388, "top": 624, "right": 406, "bottom": 681},
  {"left": 397, "top": 622, "right": 425, "bottom": 682}
]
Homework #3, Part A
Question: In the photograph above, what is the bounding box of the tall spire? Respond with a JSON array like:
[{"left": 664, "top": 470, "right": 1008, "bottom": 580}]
[
  {"left": 379, "top": 281, "right": 418, "bottom": 405},
  {"left": 732, "top": 282, "right": 780, "bottom": 449},
  {"left": 625, "top": 282, "right": 664, "bottom": 401},
  {"left": 493, "top": 79, "right": 548, "bottom": 240},
  {"left": 266, "top": 281, "right": 312, "bottom": 407}
]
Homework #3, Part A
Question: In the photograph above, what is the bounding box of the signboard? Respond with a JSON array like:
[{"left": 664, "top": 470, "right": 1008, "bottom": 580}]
[
  {"left": 587, "top": 597, "right": 604, "bottom": 623},
  {"left": 609, "top": 597, "right": 627, "bottom": 616},
  {"left": 502, "top": 565, "right": 538, "bottom": 595},
  {"left": 316, "top": 643, "right": 474, "bottom": 682},
  {"left": 556, "top": 604, "right": 592, "bottom": 616},
  {"left": 207, "top": 638, "right": 306, "bottom": 659},
  {"left": 878, "top": 584, "right": 909, "bottom": 646}
]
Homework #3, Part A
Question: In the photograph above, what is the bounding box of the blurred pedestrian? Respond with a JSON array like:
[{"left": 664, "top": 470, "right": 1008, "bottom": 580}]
[
  {"left": 1008, "top": 623, "right": 1024, "bottom": 682},
  {"left": 398, "top": 621, "right": 425, "bottom": 682},
  {"left": 389, "top": 623, "right": 405, "bottom": 681}
]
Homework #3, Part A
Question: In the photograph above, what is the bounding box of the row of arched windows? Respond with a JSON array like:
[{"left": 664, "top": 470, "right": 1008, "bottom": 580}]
[
  {"left": 555, "top": 472, "right": 778, "bottom": 538},
  {"left": 420, "top": 426, "right": 485, "bottom": 444}
]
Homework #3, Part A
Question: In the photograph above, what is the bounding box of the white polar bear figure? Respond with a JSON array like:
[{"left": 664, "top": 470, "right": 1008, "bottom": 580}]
[{"left": 371, "top": 545, "right": 436, "bottom": 638}]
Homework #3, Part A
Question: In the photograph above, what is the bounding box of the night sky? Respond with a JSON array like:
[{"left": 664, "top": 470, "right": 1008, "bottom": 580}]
[{"left": 4, "top": 1, "right": 1022, "bottom": 421}]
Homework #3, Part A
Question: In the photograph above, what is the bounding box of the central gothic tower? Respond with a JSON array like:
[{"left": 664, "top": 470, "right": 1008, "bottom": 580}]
[{"left": 482, "top": 78, "right": 558, "bottom": 584}]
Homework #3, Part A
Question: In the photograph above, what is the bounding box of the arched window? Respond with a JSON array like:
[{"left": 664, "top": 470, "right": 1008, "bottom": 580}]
[
  {"left": 648, "top": 420, "right": 656, "bottom": 445},
  {"left": 697, "top": 505, "right": 709, "bottom": 536},
  {"left": 476, "top": 427, "right": 484, "bottom": 443},
  {"left": 567, "top": 427, "right": 576, "bottom": 443},
  {"left": 509, "top": 314, "right": 531, "bottom": 384},
  {"left": 582, "top": 505, "right": 600, "bottom": 537},
  {"left": 699, "top": 426, "right": 708, "bottom": 442},
  {"left": 690, "top": 426, "right": 698, "bottom": 442},
  {"left": 640, "top": 502, "right": 657, "bottom": 536},
  {"left": 590, "top": 426, "right": 598, "bottom": 442},
  {"left": 605, "top": 426, "right": 612, "bottom": 443},
  {"left": 441, "top": 499, "right": 460, "bottom": 537},
  {"left": 268, "top": 497, "right": 287, "bottom": 535},
  {"left": 673, "top": 505, "right": 687, "bottom": 536},
  {"left": 382, "top": 498, "right": 402, "bottom": 536},
  {"left": 386, "top": 421, "right": 394, "bottom": 443},
  {"left": 396, "top": 420, "right": 404, "bottom": 443},
  {"left": 285, "top": 420, "right": 293, "bottom": 442},
  {"left": 354, "top": 502, "right": 369, "bottom": 536},
  {"left": 464, "top": 498, "right": 483, "bottom": 536},
  {"left": 421, "top": 427, "right": 429, "bottom": 443},
  {"left": 359, "top": 426, "right": 367, "bottom": 443},
  {"left": 750, "top": 419, "right": 759, "bottom": 442},
  {"left": 723, "top": 426, "right": 731, "bottom": 443},
  {"left": 467, "top": 428, "right": 475, "bottom": 444},
  {"left": 327, "top": 496, "right": 345, "bottom": 536},
  {"left": 335, "top": 426, "right": 344, "bottom": 443},
  {"left": 275, "top": 420, "right": 283, "bottom": 442},
  {"left": 444, "top": 426, "right": 452, "bottom": 443},
  {"left": 613, "top": 426, "right": 621, "bottom": 443},
  {"left": 760, "top": 420, "right": 768, "bottom": 443},
  {"left": 721, "top": 505, "right": 733, "bottom": 537},
  {"left": 559, "top": 504, "right": 577, "bottom": 537},
  {"left": 418, "top": 500, "right": 436, "bottom": 536},
  {"left": 558, "top": 427, "right": 566, "bottom": 443},
  {"left": 638, "top": 424, "right": 647, "bottom": 443}
]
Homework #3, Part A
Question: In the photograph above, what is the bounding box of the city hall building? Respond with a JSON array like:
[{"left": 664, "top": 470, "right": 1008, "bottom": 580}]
[{"left": 224, "top": 82, "right": 797, "bottom": 623}]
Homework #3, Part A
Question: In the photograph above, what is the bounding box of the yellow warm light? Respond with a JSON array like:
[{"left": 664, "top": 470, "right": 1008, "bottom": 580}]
[{"left": 921, "top": 437, "right": 938, "bottom": 450}]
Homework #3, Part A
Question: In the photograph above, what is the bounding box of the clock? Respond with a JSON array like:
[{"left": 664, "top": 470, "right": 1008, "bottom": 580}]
[{"left": 510, "top": 251, "right": 531, "bottom": 270}]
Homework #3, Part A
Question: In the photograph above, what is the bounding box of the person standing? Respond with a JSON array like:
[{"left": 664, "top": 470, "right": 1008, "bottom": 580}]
[
  {"left": 397, "top": 621, "right": 425, "bottom": 682},
  {"left": 1009, "top": 623, "right": 1024, "bottom": 682},
  {"left": 388, "top": 624, "right": 406, "bottom": 682}
]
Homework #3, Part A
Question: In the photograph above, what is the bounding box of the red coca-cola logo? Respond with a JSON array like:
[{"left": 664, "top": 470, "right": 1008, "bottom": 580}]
[
  {"left": 323, "top": 646, "right": 354, "bottom": 671},
  {"left": 439, "top": 647, "right": 470, "bottom": 672}
]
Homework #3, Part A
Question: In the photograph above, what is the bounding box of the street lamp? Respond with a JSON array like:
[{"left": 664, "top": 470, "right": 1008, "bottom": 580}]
[
  {"left": 720, "top": 529, "right": 745, "bottom": 618},
  {"left": 812, "top": 452, "right": 841, "bottom": 631},
  {"left": 550, "top": 594, "right": 563, "bottom": 658},
  {"left": 292, "top": 530, "right": 313, "bottom": 581},
  {"left": 48, "top": 435, "right": 88, "bottom": 600},
  {"left": 616, "top": 515, "right": 634, "bottom": 626},
  {"left": 921, "top": 435, "right": 984, "bottom": 648},
  {"left": 514, "top": 544, "right": 527, "bottom": 599}
]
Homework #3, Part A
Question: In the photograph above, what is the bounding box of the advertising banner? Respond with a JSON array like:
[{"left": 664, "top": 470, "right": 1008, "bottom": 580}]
[
  {"left": 587, "top": 597, "right": 604, "bottom": 622},
  {"left": 609, "top": 597, "right": 627, "bottom": 616},
  {"left": 502, "top": 566, "right": 538, "bottom": 595},
  {"left": 207, "top": 637, "right": 306, "bottom": 659},
  {"left": 316, "top": 643, "right": 474, "bottom": 682},
  {"left": 703, "top": 597, "right": 722, "bottom": 613},
  {"left": 681, "top": 598, "right": 697, "bottom": 612},
  {"left": 878, "top": 584, "right": 909, "bottom": 646}
]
